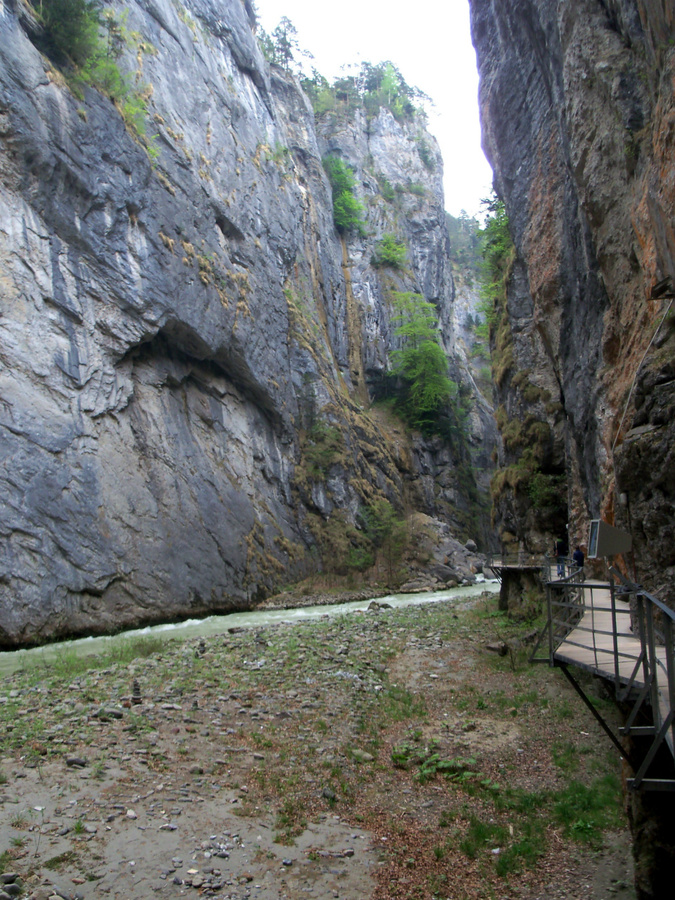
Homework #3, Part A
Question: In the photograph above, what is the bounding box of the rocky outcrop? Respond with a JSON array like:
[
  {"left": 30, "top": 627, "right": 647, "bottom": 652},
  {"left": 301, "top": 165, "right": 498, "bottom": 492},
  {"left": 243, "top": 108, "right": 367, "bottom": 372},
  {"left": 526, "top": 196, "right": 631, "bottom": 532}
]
[
  {"left": 0, "top": 0, "right": 492, "bottom": 646},
  {"left": 470, "top": 2, "right": 675, "bottom": 895},
  {"left": 470, "top": 0, "right": 675, "bottom": 601}
]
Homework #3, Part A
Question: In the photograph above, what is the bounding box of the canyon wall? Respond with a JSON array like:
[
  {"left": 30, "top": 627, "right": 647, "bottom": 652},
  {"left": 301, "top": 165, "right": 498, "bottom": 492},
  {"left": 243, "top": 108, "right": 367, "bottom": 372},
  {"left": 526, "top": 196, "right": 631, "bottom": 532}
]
[
  {"left": 0, "top": 0, "right": 494, "bottom": 646},
  {"left": 470, "top": 0, "right": 675, "bottom": 600}
]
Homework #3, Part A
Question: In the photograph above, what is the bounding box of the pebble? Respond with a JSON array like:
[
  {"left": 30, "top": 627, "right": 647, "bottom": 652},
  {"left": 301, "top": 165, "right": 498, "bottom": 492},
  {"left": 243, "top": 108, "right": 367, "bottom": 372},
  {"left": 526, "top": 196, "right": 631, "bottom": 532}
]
[{"left": 94, "top": 707, "right": 124, "bottom": 720}]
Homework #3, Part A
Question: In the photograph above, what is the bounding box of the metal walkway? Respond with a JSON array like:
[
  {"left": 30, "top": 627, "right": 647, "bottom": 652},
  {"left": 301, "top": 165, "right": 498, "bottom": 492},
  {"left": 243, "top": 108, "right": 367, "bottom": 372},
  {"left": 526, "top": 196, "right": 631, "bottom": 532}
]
[
  {"left": 487, "top": 555, "right": 675, "bottom": 790},
  {"left": 531, "top": 569, "right": 675, "bottom": 791}
]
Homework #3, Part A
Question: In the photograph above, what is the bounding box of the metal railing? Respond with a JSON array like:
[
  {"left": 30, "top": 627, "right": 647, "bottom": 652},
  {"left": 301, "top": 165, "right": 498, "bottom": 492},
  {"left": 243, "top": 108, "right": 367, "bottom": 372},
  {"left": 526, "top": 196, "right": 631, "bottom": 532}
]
[
  {"left": 535, "top": 570, "right": 675, "bottom": 788},
  {"left": 486, "top": 552, "right": 549, "bottom": 567},
  {"left": 486, "top": 553, "right": 552, "bottom": 581},
  {"left": 622, "top": 588, "right": 675, "bottom": 787}
]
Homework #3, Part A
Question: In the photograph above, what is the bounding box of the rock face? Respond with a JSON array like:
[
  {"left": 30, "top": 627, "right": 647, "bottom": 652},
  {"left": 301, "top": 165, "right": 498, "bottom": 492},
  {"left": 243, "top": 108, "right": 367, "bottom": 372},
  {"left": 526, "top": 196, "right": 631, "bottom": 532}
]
[
  {"left": 470, "top": 0, "right": 675, "bottom": 602},
  {"left": 470, "top": 2, "right": 675, "bottom": 895},
  {"left": 0, "top": 0, "right": 493, "bottom": 645}
]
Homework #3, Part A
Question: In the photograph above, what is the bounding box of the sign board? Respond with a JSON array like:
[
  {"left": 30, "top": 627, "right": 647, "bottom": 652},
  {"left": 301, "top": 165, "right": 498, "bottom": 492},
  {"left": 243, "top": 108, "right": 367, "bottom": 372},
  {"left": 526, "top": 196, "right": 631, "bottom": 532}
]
[{"left": 587, "top": 520, "right": 632, "bottom": 559}]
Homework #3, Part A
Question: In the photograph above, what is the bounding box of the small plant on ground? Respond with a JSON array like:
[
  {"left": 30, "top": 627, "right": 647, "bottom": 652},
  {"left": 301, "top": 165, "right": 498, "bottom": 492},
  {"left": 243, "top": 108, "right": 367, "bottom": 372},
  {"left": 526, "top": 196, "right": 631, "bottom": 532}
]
[{"left": 553, "top": 774, "right": 624, "bottom": 845}]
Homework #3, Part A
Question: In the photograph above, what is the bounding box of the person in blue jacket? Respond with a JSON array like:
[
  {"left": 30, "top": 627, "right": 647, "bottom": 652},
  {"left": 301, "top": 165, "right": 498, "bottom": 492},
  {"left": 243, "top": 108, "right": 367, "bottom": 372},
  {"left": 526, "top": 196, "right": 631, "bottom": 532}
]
[{"left": 572, "top": 546, "right": 585, "bottom": 577}]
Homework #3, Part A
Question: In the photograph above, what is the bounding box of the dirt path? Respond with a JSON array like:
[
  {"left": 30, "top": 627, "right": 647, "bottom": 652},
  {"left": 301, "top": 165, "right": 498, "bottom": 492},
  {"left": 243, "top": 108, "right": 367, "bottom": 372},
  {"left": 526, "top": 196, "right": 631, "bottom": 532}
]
[{"left": 0, "top": 596, "right": 636, "bottom": 899}]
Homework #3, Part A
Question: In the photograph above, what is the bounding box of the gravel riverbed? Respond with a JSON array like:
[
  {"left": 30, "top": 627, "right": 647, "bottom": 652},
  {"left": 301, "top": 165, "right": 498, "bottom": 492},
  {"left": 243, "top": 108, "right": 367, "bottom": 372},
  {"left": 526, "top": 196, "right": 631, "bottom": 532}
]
[{"left": 0, "top": 594, "right": 635, "bottom": 900}]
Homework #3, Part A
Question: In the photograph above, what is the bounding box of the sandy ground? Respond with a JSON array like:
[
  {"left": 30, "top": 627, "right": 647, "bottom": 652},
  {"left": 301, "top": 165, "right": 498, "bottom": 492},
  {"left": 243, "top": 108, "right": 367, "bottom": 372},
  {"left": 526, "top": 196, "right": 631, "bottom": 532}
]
[{"left": 0, "top": 596, "right": 636, "bottom": 900}]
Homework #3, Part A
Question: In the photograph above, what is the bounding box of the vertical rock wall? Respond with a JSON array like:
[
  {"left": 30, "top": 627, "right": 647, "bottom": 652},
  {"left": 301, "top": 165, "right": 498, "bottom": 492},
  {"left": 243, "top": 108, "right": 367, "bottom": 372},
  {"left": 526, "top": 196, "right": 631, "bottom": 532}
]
[
  {"left": 470, "top": 0, "right": 675, "bottom": 598},
  {"left": 0, "top": 0, "right": 493, "bottom": 645}
]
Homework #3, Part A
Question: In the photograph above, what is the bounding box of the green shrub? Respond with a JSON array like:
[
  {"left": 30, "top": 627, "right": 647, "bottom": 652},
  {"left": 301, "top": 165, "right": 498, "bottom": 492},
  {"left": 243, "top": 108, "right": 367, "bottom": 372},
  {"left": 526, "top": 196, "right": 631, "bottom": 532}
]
[
  {"left": 389, "top": 291, "right": 456, "bottom": 431},
  {"left": 416, "top": 137, "right": 436, "bottom": 172},
  {"left": 376, "top": 174, "right": 396, "bottom": 203},
  {"left": 371, "top": 234, "right": 407, "bottom": 269},
  {"left": 322, "top": 156, "right": 365, "bottom": 234},
  {"left": 28, "top": 2, "right": 153, "bottom": 145},
  {"left": 404, "top": 181, "right": 426, "bottom": 197},
  {"left": 31, "top": 0, "right": 102, "bottom": 67},
  {"left": 528, "top": 472, "right": 567, "bottom": 510},
  {"left": 304, "top": 419, "right": 342, "bottom": 477}
]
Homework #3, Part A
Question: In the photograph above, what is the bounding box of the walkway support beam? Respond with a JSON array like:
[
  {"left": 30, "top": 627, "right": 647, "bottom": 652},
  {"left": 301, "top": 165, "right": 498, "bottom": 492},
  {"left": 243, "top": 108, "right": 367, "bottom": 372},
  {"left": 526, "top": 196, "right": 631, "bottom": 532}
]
[{"left": 557, "top": 664, "right": 637, "bottom": 770}]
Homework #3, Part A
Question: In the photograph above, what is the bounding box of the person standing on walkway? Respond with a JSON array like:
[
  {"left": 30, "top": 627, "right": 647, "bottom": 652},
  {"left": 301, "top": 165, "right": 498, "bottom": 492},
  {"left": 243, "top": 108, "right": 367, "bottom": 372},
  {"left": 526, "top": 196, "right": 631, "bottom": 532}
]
[
  {"left": 555, "top": 538, "right": 566, "bottom": 578},
  {"left": 573, "top": 545, "right": 585, "bottom": 579}
]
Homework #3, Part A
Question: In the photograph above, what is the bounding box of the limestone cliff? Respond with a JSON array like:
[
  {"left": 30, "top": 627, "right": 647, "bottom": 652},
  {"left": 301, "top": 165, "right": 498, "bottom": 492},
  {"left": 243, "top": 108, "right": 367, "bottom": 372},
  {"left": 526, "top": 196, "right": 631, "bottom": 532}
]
[
  {"left": 0, "top": 0, "right": 493, "bottom": 646},
  {"left": 470, "top": 0, "right": 675, "bottom": 602}
]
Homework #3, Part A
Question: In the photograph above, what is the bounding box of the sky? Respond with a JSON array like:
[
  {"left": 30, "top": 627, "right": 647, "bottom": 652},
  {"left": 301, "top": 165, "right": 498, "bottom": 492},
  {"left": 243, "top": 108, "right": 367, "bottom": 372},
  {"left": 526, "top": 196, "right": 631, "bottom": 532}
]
[{"left": 254, "top": 0, "right": 494, "bottom": 219}]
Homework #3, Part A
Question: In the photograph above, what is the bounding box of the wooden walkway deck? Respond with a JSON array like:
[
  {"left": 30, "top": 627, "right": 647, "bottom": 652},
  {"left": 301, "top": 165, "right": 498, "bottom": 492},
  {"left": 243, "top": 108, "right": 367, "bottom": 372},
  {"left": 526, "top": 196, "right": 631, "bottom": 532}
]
[
  {"left": 487, "top": 555, "right": 675, "bottom": 785},
  {"left": 543, "top": 575, "right": 675, "bottom": 788},
  {"left": 553, "top": 582, "right": 673, "bottom": 756}
]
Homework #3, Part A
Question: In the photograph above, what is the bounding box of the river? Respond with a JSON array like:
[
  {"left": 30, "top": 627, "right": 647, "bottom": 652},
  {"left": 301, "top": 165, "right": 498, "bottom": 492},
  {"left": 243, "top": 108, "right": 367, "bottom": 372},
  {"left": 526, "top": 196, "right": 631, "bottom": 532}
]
[{"left": 0, "top": 580, "right": 499, "bottom": 677}]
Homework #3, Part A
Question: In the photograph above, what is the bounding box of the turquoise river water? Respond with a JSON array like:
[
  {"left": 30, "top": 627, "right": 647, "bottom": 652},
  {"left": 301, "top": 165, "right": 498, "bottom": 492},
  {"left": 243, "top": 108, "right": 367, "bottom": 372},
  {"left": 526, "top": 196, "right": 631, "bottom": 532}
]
[{"left": 0, "top": 580, "right": 499, "bottom": 677}]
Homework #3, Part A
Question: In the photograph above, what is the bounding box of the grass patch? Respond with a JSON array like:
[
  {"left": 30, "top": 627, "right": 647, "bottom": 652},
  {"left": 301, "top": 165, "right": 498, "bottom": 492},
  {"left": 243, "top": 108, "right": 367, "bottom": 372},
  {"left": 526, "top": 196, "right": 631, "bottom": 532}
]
[
  {"left": 495, "top": 822, "right": 544, "bottom": 875},
  {"left": 553, "top": 774, "right": 624, "bottom": 844},
  {"left": 376, "top": 685, "right": 427, "bottom": 724},
  {"left": 273, "top": 795, "right": 307, "bottom": 845},
  {"left": 460, "top": 815, "right": 508, "bottom": 859},
  {"left": 43, "top": 850, "right": 78, "bottom": 871},
  {"left": 552, "top": 740, "right": 580, "bottom": 773}
]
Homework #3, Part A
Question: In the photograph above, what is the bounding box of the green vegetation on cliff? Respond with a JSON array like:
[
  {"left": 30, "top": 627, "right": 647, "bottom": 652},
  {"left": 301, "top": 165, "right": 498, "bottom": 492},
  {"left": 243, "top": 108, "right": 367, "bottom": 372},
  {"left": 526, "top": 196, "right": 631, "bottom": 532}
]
[
  {"left": 258, "top": 16, "right": 313, "bottom": 73},
  {"left": 479, "top": 197, "right": 567, "bottom": 542},
  {"left": 371, "top": 234, "right": 407, "bottom": 270},
  {"left": 27, "top": 0, "right": 155, "bottom": 143},
  {"left": 31, "top": 0, "right": 102, "bottom": 66},
  {"left": 303, "top": 60, "right": 430, "bottom": 123},
  {"left": 322, "top": 156, "right": 366, "bottom": 235},
  {"left": 446, "top": 211, "right": 482, "bottom": 275},
  {"left": 389, "top": 291, "right": 457, "bottom": 432}
]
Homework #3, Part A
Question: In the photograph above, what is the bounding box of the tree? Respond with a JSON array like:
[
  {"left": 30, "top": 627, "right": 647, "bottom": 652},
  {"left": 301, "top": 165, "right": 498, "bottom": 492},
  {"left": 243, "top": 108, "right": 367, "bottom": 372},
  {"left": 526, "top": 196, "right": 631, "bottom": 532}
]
[
  {"left": 31, "top": 0, "right": 102, "bottom": 67},
  {"left": 322, "top": 156, "right": 365, "bottom": 234},
  {"left": 390, "top": 292, "right": 456, "bottom": 430},
  {"left": 302, "top": 60, "right": 429, "bottom": 124},
  {"left": 260, "top": 17, "right": 313, "bottom": 74},
  {"left": 360, "top": 500, "right": 407, "bottom": 587},
  {"left": 272, "top": 16, "right": 297, "bottom": 70},
  {"left": 372, "top": 234, "right": 407, "bottom": 269}
]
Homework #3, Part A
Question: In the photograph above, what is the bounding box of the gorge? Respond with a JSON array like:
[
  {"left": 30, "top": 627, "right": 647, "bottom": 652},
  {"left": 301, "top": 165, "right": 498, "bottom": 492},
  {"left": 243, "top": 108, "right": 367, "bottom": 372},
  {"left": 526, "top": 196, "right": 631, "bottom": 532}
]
[
  {"left": 0, "top": 0, "right": 495, "bottom": 648},
  {"left": 2, "top": 0, "right": 675, "bottom": 897}
]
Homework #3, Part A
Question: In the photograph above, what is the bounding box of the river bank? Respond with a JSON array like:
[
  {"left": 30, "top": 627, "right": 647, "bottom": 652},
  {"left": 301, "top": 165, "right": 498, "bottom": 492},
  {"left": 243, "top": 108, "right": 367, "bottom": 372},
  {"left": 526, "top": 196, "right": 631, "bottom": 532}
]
[
  {"left": 0, "top": 583, "right": 499, "bottom": 679},
  {"left": 0, "top": 594, "right": 635, "bottom": 900}
]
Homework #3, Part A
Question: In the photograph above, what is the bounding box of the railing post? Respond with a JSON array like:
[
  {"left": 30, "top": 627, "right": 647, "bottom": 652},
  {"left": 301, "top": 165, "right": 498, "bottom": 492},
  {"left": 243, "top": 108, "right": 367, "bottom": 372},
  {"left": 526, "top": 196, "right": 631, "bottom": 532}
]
[
  {"left": 547, "top": 582, "right": 554, "bottom": 665},
  {"left": 644, "top": 598, "right": 661, "bottom": 735},
  {"left": 664, "top": 615, "right": 675, "bottom": 756},
  {"left": 610, "top": 577, "right": 620, "bottom": 696},
  {"left": 635, "top": 593, "right": 650, "bottom": 686},
  {"left": 587, "top": 582, "right": 598, "bottom": 669}
]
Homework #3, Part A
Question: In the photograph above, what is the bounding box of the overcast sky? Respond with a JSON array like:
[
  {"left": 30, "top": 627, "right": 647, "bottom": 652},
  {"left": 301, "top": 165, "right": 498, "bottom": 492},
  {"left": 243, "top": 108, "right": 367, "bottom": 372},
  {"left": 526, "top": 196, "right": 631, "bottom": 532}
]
[{"left": 255, "top": 0, "right": 494, "bottom": 219}]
